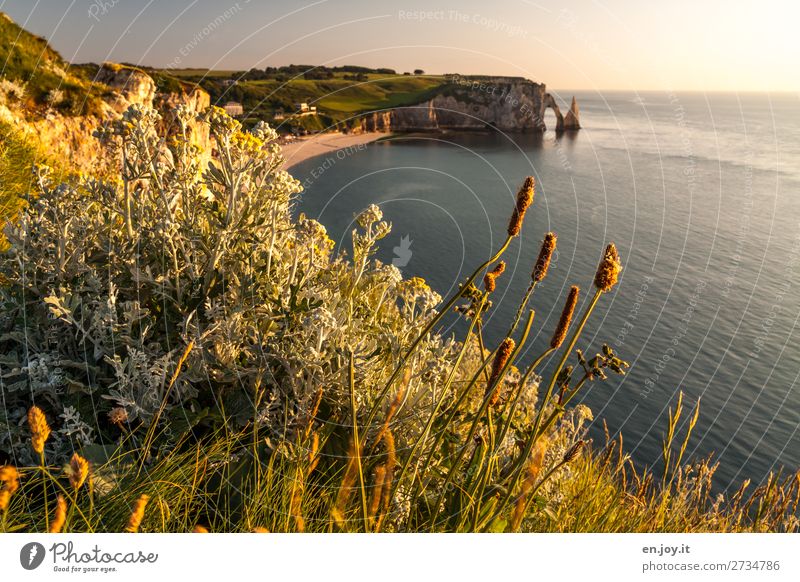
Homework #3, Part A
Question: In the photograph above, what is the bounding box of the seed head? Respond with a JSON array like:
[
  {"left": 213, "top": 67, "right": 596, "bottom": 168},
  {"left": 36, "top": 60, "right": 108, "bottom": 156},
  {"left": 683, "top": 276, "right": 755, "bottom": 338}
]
[
  {"left": 0, "top": 465, "right": 20, "bottom": 512},
  {"left": 594, "top": 243, "right": 622, "bottom": 292},
  {"left": 483, "top": 261, "right": 506, "bottom": 293},
  {"left": 551, "top": 286, "right": 579, "bottom": 349},
  {"left": 49, "top": 495, "right": 67, "bottom": 533},
  {"left": 28, "top": 406, "right": 51, "bottom": 455},
  {"left": 69, "top": 453, "right": 90, "bottom": 490},
  {"left": 563, "top": 440, "right": 585, "bottom": 464},
  {"left": 125, "top": 494, "right": 150, "bottom": 533},
  {"left": 507, "top": 176, "right": 535, "bottom": 237},
  {"left": 108, "top": 407, "right": 128, "bottom": 427},
  {"left": 532, "top": 232, "right": 557, "bottom": 282},
  {"left": 486, "top": 338, "right": 515, "bottom": 406}
]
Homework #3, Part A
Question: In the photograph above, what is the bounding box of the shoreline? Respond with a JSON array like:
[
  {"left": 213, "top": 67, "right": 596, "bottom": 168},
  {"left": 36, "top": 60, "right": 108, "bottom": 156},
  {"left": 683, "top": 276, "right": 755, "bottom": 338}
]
[{"left": 281, "top": 131, "right": 389, "bottom": 171}]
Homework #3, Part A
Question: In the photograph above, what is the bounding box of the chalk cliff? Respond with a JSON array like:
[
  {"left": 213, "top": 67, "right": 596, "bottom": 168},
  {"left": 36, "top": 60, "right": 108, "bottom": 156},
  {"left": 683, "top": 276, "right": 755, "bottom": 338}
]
[{"left": 352, "top": 77, "right": 580, "bottom": 134}]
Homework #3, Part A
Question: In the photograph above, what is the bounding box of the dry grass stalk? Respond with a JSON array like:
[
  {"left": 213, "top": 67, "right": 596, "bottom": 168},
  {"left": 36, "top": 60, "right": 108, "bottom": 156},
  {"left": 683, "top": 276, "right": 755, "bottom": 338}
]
[
  {"left": 69, "top": 453, "right": 90, "bottom": 490},
  {"left": 332, "top": 439, "right": 360, "bottom": 526},
  {"left": 507, "top": 177, "right": 535, "bottom": 236},
  {"left": 486, "top": 338, "right": 515, "bottom": 406},
  {"left": 550, "top": 286, "right": 579, "bottom": 349},
  {"left": 532, "top": 232, "right": 557, "bottom": 282},
  {"left": 49, "top": 495, "right": 67, "bottom": 533},
  {"left": 28, "top": 406, "right": 51, "bottom": 455},
  {"left": 483, "top": 261, "right": 506, "bottom": 293},
  {"left": 511, "top": 438, "right": 549, "bottom": 531},
  {"left": 125, "top": 494, "right": 150, "bottom": 533},
  {"left": 594, "top": 243, "right": 622, "bottom": 292}
]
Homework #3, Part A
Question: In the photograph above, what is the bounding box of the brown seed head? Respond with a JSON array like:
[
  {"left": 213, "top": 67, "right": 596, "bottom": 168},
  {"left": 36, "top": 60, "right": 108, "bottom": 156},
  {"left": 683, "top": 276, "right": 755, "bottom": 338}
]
[
  {"left": 108, "top": 407, "right": 128, "bottom": 427},
  {"left": 594, "top": 243, "right": 622, "bottom": 292},
  {"left": 49, "top": 495, "right": 68, "bottom": 533},
  {"left": 0, "top": 465, "right": 19, "bottom": 493},
  {"left": 563, "top": 440, "right": 585, "bottom": 464},
  {"left": 551, "top": 286, "right": 579, "bottom": 349},
  {"left": 0, "top": 465, "right": 20, "bottom": 511},
  {"left": 69, "top": 453, "right": 90, "bottom": 490},
  {"left": 28, "top": 406, "right": 51, "bottom": 455},
  {"left": 507, "top": 176, "right": 535, "bottom": 237},
  {"left": 532, "top": 232, "right": 557, "bottom": 282},
  {"left": 125, "top": 494, "right": 150, "bottom": 533},
  {"left": 486, "top": 338, "right": 516, "bottom": 406},
  {"left": 483, "top": 261, "right": 506, "bottom": 293}
]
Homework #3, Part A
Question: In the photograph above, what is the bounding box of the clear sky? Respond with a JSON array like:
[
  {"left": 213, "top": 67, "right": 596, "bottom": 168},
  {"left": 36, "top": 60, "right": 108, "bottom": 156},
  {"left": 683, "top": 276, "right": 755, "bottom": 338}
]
[{"left": 2, "top": 0, "right": 798, "bottom": 91}]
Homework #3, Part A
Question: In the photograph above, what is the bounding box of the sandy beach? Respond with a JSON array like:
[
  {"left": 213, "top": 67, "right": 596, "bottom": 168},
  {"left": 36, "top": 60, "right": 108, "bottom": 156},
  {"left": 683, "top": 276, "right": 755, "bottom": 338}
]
[{"left": 282, "top": 131, "right": 387, "bottom": 171}]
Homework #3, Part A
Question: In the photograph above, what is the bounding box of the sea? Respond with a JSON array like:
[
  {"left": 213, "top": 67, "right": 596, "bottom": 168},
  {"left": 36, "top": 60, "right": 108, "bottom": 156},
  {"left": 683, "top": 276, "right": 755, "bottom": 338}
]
[{"left": 289, "top": 91, "right": 800, "bottom": 490}]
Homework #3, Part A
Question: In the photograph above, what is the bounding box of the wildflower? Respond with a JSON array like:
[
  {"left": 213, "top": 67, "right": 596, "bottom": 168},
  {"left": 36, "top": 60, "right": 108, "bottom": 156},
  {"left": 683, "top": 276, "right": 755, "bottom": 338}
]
[
  {"left": 49, "top": 495, "right": 67, "bottom": 533},
  {"left": 551, "top": 286, "right": 579, "bottom": 349},
  {"left": 483, "top": 261, "right": 506, "bottom": 293},
  {"left": 125, "top": 494, "right": 150, "bottom": 532},
  {"left": 486, "top": 338, "right": 515, "bottom": 406},
  {"left": 69, "top": 453, "right": 90, "bottom": 490},
  {"left": 108, "top": 407, "right": 128, "bottom": 427},
  {"left": 28, "top": 406, "right": 51, "bottom": 455},
  {"left": 532, "top": 232, "right": 557, "bottom": 282},
  {"left": 507, "top": 176, "right": 535, "bottom": 237},
  {"left": 594, "top": 243, "right": 622, "bottom": 292},
  {"left": 357, "top": 204, "right": 383, "bottom": 228}
]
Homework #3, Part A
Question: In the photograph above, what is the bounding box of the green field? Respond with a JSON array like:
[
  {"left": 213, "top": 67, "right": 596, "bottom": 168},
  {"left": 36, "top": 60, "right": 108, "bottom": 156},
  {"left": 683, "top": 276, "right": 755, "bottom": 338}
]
[{"left": 157, "top": 69, "right": 448, "bottom": 130}]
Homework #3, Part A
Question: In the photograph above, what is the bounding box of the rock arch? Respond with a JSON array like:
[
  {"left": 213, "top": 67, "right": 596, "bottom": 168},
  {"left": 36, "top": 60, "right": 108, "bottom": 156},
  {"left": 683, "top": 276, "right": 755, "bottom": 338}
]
[
  {"left": 541, "top": 93, "right": 581, "bottom": 132},
  {"left": 542, "top": 93, "right": 564, "bottom": 132}
]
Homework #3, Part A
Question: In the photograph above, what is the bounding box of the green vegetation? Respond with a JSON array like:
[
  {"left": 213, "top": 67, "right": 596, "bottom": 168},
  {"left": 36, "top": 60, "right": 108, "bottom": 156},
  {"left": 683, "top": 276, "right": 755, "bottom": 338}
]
[
  {"left": 162, "top": 65, "right": 447, "bottom": 131},
  {"left": 0, "top": 13, "right": 108, "bottom": 116},
  {"left": 0, "top": 121, "right": 69, "bottom": 236},
  {"left": 0, "top": 122, "right": 38, "bottom": 222},
  {"left": 0, "top": 105, "right": 798, "bottom": 533}
]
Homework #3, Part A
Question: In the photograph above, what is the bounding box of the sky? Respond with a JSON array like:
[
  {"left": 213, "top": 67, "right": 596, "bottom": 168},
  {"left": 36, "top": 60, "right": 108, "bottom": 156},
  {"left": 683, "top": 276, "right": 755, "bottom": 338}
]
[{"left": 1, "top": 0, "right": 798, "bottom": 91}]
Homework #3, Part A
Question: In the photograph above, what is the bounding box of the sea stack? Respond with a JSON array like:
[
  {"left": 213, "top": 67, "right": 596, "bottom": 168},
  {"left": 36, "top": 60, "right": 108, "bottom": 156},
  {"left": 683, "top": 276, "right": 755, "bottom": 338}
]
[{"left": 564, "top": 96, "right": 581, "bottom": 130}]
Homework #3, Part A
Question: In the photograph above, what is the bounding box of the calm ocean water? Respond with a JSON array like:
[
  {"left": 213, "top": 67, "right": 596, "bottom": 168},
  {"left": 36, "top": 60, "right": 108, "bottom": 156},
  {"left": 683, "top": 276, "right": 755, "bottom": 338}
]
[{"left": 290, "top": 91, "right": 800, "bottom": 489}]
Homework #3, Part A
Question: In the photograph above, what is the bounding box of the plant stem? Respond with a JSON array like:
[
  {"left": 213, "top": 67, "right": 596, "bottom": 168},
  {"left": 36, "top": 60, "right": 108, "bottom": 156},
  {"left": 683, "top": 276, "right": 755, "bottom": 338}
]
[
  {"left": 362, "top": 236, "right": 513, "bottom": 434},
  {"left": 349, "top": 352, "right": 369, "bottom": 530},
  {"left": 430, "top": 312, "right": 535, "bottom": 530},
  {"left": 488, "top": 288, "right": 604, "bottom": 526},
  {"left": 507, "top": 281, "right": 537, "bottom": 338}
]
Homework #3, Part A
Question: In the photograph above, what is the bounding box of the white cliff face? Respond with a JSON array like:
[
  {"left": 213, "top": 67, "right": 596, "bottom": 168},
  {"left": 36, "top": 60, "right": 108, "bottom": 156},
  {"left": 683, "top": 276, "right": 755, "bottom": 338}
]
[
  {"left": 352, "top": 78, "right": 580, "bottom": 133},
  {"left": 94, "top": 64, "right": 157, "bottom": 112},
  {"left": 564, "top": 96, "right": 581, "bottom": 130}
]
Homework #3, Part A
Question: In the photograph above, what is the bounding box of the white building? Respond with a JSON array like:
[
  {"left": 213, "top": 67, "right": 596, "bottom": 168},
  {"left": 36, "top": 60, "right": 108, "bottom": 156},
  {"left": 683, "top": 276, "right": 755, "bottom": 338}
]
[{"left": 223, "top": 101, "right": 244, "bottom": 117}]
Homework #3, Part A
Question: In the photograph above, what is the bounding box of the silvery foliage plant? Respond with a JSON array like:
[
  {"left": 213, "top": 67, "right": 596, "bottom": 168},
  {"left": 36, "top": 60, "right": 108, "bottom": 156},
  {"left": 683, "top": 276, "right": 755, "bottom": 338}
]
[{"left": 0, "top": 104, "right": 458, "bottom": 463}]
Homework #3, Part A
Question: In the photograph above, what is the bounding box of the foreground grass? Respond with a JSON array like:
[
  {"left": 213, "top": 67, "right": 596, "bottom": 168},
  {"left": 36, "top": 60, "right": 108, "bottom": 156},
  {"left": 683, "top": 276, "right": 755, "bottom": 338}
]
[{"left": 3, "top": 397, "right": 798, "bottom": 533}]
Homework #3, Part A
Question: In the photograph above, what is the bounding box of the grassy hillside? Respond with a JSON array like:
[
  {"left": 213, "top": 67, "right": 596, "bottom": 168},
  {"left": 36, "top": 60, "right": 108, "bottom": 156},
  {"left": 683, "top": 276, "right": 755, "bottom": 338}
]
[
  {"left": 0, "top": 13, "right": 109, "bottom": 116},
  {"left": 161, "top": 67, "right": 447, "bottom": 131}
]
